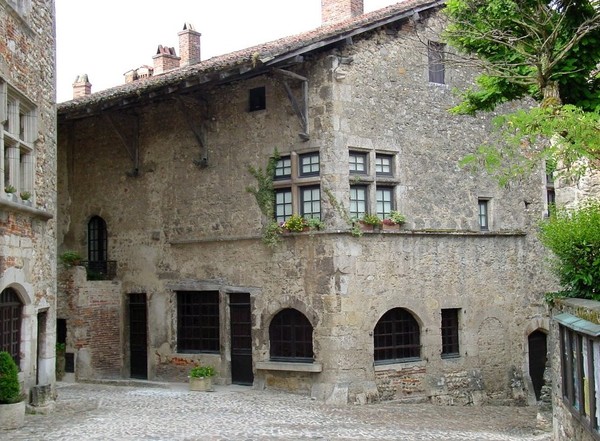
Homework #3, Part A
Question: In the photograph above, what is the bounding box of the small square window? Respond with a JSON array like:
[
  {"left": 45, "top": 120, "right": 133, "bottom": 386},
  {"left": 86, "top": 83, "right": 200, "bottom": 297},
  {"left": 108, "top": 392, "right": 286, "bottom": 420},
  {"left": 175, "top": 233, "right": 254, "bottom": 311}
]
[
  {"left": 478, "top": 199, "right": 489, "bottom": 230},
  {"left": 299, "top": 153, "right": 320, "bottom": 177},
  {"left": 349, "top": 152, "right": 367, "bottom": 174},
  {"left": 274, "top": 156, "right": 291, "bottom": 180},
  {"left": 375, "top": 154, "right": 393, "bottom": 176},
  {"left": 249, "top": 87, "right": 266, "bottom": 112}
]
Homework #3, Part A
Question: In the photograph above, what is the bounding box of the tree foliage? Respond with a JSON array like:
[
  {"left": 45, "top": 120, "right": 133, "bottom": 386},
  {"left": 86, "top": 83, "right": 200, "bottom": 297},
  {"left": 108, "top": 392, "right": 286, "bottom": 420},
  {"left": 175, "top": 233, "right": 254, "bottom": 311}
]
[
  {"left": 538, "top": 200, "right": 600, "bottom": 300},
  {"left": 0, "top": 351, "right": 21, "bottom": 404},
  {"left": 444, "top": 0, "right": 600, "bottom": 181}
]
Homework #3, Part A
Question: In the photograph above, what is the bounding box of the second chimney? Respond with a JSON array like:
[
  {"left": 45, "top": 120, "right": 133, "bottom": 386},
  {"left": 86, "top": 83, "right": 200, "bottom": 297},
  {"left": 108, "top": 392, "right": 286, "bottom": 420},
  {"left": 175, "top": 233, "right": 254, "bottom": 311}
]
[
  {"left": 178, "top": 23, "right": 201, "bottom": 67},
  {"left": 321, "top": 0, "right": 364, "bottom": 25},
  {"left": 72, "top": 74, "right": 92, "bottom": 99},
  {"left": 153, "top": 45, "right": 180, "bottom": 75}
]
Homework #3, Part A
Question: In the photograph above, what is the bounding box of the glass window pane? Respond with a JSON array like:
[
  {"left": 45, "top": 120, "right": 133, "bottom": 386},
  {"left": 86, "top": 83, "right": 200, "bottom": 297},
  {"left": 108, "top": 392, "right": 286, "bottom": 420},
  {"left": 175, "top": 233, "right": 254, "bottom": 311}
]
[{"left": 300, "top": 153, "right": 320, "bottom": 176}]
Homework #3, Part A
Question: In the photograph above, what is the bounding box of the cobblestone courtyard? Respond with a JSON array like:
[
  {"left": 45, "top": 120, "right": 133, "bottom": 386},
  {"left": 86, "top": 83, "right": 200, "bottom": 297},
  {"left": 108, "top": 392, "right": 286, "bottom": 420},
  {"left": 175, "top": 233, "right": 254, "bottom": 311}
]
[{"left": 4, "top": 382, "right": 553, "bottom": 441}]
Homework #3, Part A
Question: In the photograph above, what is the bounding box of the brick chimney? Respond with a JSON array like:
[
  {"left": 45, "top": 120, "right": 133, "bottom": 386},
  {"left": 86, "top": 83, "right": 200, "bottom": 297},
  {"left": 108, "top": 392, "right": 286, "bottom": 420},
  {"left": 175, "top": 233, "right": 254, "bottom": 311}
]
[
  {"left": 72, "top": 74, "right": 92, "bottom": 98},
  {"left": 321, "top": 0, "right": 364, "bottom": 25},
  {"left": 152, "top": 45, "right": 180, "bottom": 75},
  {"left": 178, "top": 23, "right": 201, "bottom": 67}
]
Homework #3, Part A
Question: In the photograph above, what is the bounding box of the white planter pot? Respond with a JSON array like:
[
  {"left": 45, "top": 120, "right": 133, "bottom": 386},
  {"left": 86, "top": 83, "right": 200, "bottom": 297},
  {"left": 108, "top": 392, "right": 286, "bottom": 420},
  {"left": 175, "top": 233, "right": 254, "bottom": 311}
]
[
  {"left": 0, "top": 400, "right": 25, "bottom": 430},
  {"left": 189, "top": 377, "right": 212, "bottom": 392}
]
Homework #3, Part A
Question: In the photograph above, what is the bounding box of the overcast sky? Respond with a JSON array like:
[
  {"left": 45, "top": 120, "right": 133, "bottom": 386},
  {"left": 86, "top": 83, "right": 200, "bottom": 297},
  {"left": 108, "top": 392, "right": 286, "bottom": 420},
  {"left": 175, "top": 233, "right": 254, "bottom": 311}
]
[{"left": 55, "top": 0, "right": 399, "bottom": 103}]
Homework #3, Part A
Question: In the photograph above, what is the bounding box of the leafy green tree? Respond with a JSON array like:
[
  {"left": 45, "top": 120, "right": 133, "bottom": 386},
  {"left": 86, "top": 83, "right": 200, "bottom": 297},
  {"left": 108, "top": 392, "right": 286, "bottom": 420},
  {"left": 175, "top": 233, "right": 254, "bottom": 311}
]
[
  {"left": 444, "top": 0, "right": 600, "bottom": 183},
  {"left": 538, "top": 201, "right": 600, "bottom": 300}
]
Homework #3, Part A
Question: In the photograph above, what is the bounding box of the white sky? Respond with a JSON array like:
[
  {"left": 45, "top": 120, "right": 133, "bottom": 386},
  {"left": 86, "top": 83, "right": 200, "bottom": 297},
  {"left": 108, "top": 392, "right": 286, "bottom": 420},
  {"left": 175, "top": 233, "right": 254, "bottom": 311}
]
[{"left": 55, "top": 0, "right": 399, "bottom": 103}]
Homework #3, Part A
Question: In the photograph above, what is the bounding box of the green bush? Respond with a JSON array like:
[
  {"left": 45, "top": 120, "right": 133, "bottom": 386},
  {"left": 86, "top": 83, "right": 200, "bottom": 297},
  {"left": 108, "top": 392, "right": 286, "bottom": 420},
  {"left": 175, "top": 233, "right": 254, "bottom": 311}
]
[
  {"left": 0, "top": 351, "right": 22, "bottom": 404},
  {"left": 538, "top": 200, "right": 600, "bottom": 300},
  {"left": 59, "top": 250, "right": 82, "bottom": 267},
  {"left": 189, "top": 365, "right": 216, "bottom": 378}
]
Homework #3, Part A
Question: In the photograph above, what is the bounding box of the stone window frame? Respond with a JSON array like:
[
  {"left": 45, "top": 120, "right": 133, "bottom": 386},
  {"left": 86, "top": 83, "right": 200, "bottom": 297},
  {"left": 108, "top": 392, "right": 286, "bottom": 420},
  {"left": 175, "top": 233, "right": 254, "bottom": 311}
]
[
  {"left": 269, "top": 308, "right": 314, "bottom": 362},
  {"left": 556, "top": 315, "right": 600, "bottom": 439},
  {"left": 441, "top": 308, "right": 460, "bottom": 358},
  {"left": 348, "top": 148, "right": 399, "bottom": 220},
  {"left": 272, "top": 151, "right": 321, "bottom": 222},
  {"left": 373, "top": 308, "right": 421, "bottom": 364},
  {"left": 0, "top": 78, "right": 37, "bottom": 200},
  {"left": 176, "top": 291, "right": 220, "bottom": 354}
]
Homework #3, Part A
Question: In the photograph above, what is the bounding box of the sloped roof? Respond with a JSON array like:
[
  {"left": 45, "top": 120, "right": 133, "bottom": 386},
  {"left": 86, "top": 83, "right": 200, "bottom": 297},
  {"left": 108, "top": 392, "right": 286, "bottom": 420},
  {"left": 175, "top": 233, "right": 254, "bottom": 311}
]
[{"left": 58, "top": 0, "right": 444, "bottom": 118}]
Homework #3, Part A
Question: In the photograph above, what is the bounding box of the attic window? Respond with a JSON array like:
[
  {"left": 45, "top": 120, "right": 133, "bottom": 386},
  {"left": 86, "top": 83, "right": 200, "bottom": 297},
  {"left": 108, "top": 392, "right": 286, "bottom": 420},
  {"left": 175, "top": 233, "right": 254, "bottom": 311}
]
[{"left": 249, "top": 87, "right": 266, "bottom": 112}]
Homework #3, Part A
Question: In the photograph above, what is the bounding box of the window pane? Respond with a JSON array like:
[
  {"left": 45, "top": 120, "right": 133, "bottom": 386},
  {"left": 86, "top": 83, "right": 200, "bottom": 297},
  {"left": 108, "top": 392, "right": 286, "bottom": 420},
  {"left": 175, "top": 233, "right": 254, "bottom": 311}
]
[
  {"left": 299, "top": 153, "right": 320, "bottom": 176},
  {"left": 428, "top": 41, "right": 445, "bottom": 84},
  {"left": 478, "top": 200, "right": 488, "bottom": 230},
  {"left": 350, "top": 186, "right": 367, "bottom": 219},
  {"left": 376, "top": 187, "right": 393, "bottom": 219},
  {"left": 275, "top": 189, "right": 292, "bottom": 223},
  {"left": 375, "top": 154, "right": 392, "bottom": 175},
  {"left": 301, "top": 186, "right": 321, "bottom": 219},
  {"left": 349, "top": 152, "right": 366, "bottom": 173},
  {"left": 441, "top": 309, "right": 460, "bottom": 357},
  {"left": 274, "top": 156, "right": 291, "bottom": 180}
]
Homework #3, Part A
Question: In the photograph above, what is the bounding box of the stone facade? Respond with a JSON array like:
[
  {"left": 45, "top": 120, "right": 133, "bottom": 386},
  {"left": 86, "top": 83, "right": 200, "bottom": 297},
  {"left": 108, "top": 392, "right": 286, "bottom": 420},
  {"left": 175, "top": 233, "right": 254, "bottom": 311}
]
[
  {"left": 0, "top": 0, "right": 57, "bottom": 409},
  {"left": 56, "top": 2, "right": 555, "bottom": 405}
]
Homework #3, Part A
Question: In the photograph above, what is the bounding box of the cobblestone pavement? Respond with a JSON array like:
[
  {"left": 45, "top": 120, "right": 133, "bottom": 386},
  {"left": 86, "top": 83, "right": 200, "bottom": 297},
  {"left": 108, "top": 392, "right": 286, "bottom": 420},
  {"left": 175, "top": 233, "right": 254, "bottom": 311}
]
[{"left": 4, "top": 382, "right": 553, "bottom": 441}]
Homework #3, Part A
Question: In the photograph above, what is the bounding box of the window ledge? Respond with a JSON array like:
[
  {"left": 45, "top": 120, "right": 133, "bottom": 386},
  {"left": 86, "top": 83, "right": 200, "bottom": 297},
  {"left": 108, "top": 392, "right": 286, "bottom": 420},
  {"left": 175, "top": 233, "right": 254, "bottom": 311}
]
[
  {"left": 0, "top": 198, "right": 52, "bottom": 220},
  {"left": 374, "top": 359, "right": 425, "bottom": 371},
  {"left": 256, "top": 361, "right": 322, "bottom": 373}
]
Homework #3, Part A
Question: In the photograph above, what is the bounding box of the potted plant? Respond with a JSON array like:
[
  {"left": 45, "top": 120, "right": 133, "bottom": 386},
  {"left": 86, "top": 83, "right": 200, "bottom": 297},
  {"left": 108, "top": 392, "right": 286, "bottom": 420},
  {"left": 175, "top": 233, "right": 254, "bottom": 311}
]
[
  {"left": 19, "top": 191, "right": 32, "bottom": 206},
  {"left": 188, "top": 365, "right": 216, "bottom": 391},
  {"left": 306, "top": 217, "right": 324, "bottom": 231},
  {"left": 282, "top": 214, "right": 309, "bottom": 233},
  {"left": 0, "top": 351, "right": 25, "bottom": 430},
  {"left": 360, "top": 213, "right": 382, "bottom": 231},
  {"left": 59, "top": 250, "right": 82, "bottom": 267},
  {"left": 4, "top": 185, "right": 17, "bottom": 202},
  {"left": 383, "top": 211, "right": 406, "bottom": 230}
]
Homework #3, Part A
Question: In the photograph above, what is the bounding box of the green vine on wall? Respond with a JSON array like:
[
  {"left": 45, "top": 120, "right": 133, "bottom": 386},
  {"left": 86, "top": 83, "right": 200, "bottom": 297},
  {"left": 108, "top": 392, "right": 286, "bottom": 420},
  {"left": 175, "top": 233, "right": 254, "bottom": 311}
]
[
  {"left": 323, "top": 187, "right": 362, "bottom": 237},
  {"left": 246, "top": 149, "right": 282, "bottom": 247}
]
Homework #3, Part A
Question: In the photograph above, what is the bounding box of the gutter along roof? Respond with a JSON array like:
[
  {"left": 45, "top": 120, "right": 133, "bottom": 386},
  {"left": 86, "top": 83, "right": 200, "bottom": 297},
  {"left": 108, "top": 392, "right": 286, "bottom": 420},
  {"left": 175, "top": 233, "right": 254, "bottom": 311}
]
[{"left": 57, "top": 0, "right": 444, "bottom": 122}]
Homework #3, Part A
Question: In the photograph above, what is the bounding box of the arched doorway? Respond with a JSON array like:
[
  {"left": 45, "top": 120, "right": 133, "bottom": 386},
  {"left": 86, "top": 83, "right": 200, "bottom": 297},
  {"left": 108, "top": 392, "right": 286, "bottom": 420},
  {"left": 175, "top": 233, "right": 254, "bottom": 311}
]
[
  {"left": 0, "top": 288, "right": 23, "bottom": 364},
  {"left": 528, "top": 330, "right": 547, "bottom": 400}
]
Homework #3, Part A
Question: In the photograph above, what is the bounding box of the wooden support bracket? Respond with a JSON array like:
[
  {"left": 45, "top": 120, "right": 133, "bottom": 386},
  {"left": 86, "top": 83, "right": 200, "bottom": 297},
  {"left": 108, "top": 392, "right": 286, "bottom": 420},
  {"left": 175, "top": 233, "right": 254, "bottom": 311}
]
[{"left": 273, "top": 68, "right": 309, "bottom": 141}]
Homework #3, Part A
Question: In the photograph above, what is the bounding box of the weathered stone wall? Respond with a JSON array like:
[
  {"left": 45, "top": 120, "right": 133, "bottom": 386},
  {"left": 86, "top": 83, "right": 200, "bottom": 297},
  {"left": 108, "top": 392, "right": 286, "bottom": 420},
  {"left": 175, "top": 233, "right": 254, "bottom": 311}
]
[
  {"left": 0, "top": 0, "right": 57, "bottom": 398},
  {"left": 57, "top": 10, "right": 554, "bottom": 403}
]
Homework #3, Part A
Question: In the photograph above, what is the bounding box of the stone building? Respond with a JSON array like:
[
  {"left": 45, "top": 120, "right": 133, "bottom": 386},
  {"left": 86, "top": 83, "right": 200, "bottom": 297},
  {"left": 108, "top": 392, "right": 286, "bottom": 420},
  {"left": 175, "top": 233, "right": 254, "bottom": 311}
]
[
  {"left": 0, "top": 0, "right": 57, "bottom": 408},
  {"left": 56, "top": 0, "right": 555, "bottom": 405}
]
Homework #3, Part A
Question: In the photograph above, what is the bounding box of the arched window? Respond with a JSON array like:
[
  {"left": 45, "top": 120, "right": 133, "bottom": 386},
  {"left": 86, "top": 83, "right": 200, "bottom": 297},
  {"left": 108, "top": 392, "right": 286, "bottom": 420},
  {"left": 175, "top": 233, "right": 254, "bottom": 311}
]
[
  {"left": 0, "top": 288, "right": 22, "bottom": 364},
  {"left": 374, "top": 308, "right": 420, "bottom": 363},
  {"left": 88, "top": 216, "right": 108, "bottom": 274},
  {"left": 269, "top": 308, "right": 313, "bottom": 362}
]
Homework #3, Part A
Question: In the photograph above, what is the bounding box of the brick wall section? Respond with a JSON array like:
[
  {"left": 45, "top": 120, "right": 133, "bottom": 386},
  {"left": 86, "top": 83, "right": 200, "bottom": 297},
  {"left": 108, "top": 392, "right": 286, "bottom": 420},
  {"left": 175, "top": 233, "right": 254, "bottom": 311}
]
[
  {"left": 321, "top": 0, "right": 363, "bottom": 24},
  {"left": 178, "top": 26, "right": 201, "bottom": 67},
  {"left": 57, "top": 267, "right": 122, "bottom": 379},
  {"left": 375, "top": 365, "right": 426, "bottom": 400}
]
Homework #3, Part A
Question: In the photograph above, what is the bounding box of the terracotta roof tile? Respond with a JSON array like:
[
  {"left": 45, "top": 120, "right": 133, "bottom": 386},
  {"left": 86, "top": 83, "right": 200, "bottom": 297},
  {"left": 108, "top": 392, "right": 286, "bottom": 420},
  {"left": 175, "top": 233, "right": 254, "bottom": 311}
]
[{"left": 58, "top": 0, "right": 443, "bottom": 113}]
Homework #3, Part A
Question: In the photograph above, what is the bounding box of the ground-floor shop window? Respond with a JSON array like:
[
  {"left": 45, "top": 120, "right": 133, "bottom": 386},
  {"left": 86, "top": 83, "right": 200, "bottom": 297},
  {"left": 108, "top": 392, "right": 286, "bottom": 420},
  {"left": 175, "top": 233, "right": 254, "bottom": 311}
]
[
  {"left": 269, "top": 308, "right": 313, "bottom": 362},
  {"left": 374, "top": 307, "right": 421, "bottom": 363},
  {"left": 177, "top": 291, "right": 220, "bottom": 353},
  {"left": 556, "top": 313, "right": 600, "bottom": 439}
]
